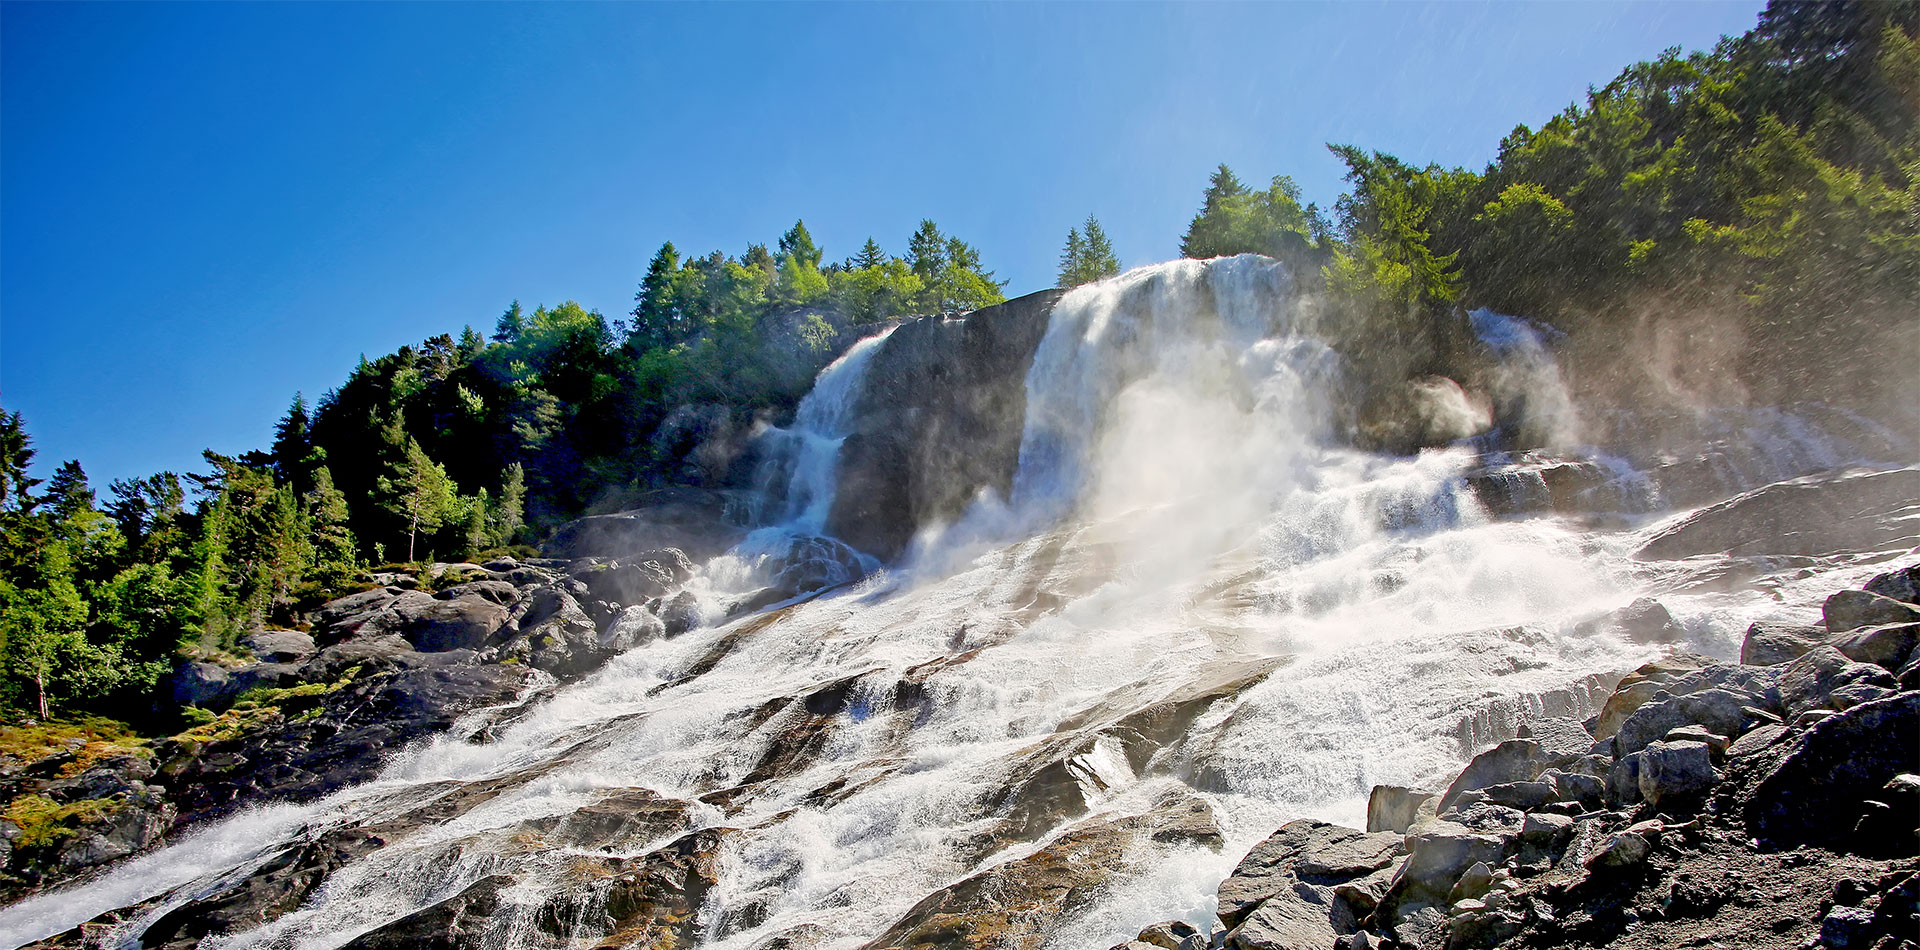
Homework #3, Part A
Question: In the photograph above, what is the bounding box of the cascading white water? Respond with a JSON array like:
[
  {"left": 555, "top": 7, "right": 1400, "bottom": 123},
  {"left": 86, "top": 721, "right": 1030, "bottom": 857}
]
[
  {"left": 766, "top": 325, "right": 899, "bottom": 534},
  {"left": 3, "top": 256, "right": 1909, "bottom": 950}
]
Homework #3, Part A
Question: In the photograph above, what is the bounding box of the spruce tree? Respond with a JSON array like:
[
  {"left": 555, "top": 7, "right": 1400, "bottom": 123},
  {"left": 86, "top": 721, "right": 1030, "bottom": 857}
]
[
  {"left": 271, "top": 394, "right": 313, "bottom": 491},
  {"left": 851, "top": 238, "right": 887, "bottom": 270},
  {"left": 0, "top": 410, "right": 40, "bottom": 513},
  {"left": 631, "top": 243, "right": 684, "bottom": 350},
  {"left": 777, "top": 220, "right": 823, "bottom": 269},
  {"left": 44, "top": 460, "right": 94, "bottom": 521},
  {"left": 492, "top": 301, "right": 527, "bottom": 344},
  {"left": 1057, "top": 227, "right": 1088, "bottom": 288},
  {"left": 1081, "top": 215, "right": 1119, "bottom": 281}
]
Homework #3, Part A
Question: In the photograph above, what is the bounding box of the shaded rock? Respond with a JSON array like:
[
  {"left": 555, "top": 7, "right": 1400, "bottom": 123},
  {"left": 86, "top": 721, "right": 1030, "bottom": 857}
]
[
  {"left": 1584, "top": 830, "right": 1651, "bottom": 870},
  {"left": 1637, "top": 740, "right": 1717, "bottom": 811},
  {"left": 1439, "top": 739, "right": 1577, "bottom": 810},
  {"left": 1519, "top": 812, "right": 1574, "bottom": 845},
  {"left": 1853, "top": 773, "right": 1920, "bottom": 858},
  {"left": 827, "top": 289, "right": 1063, "bottom": 561},
  {"left": 242, "top": 631, "right": 316, "bottom": 663},
  {"left": 1864, "top": 564, "right": 1920, "bottom": 605},
  {"left": 1634, "top": 467, "right": 1920, "bottom": 561},
  {"left": 1366, "top": 785, "right": 1436, "bottom": 835},
  {"left": 1477, "top": 781, "right": 1556, "bottom": 811},
  {"left": 1591, "top": 654, "right": 1710, "bottom": 740},
  {"left": 169, "top": 661, "right": 239, "bottom": 710},
  {"left": 1218, "top": 820, "right": 1369, "bottom": 927},
  {"left": 1613, "top": 597, "right": 1684, "bottom": 644},
  {"left": 399, "top": 595, "right": 510, "bottom": 652},
  {"left": 436, "top": 579, "right": 521, "bottom": 607},
  {"left": 1740, "top": 620, "right": 1829, "bottom": 666},
  {"left": 1744, "top": 691, "right": 1919, "bottom": 849},
  {"left": 1664, "top": 725, "right": 1729, "bottom": 755},
  {"left": 1612, "top": 688, "right": 1754, "bottom": 759},
  {"left": 1398, "top": 817, "right": 1516, "bottom": 897},
  {"left": 659, "top": 591, "right": 703, "bottom": 637},
  {"left": 1834, "top": 623, "right": 1920, "bottom": 672},
  {"left": 544, "top": 488, "right": 746, "bottom": 561},
  {"left": 1825, "top": 589, "right": 1920, "bottom": 634},
  {"left": 570, "top": 558, "right": 676, "bottom": 606},
  {"left": 1778, "top": 646, "right": 1898, "bottom": 718},
  {"left": 340, "top": 874, "right": 511, "bottom": 949}
]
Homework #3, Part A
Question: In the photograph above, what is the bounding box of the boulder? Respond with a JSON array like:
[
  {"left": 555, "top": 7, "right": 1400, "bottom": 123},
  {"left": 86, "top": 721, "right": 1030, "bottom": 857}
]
[
  {"left": 436, "top": 579, "right": 521, "bottom": 606},
  {"left": 1218, "top": 820, "right": 1388, "bottom": 927},
  {"left": 1778, "top": 646, "right": 1898, "bottom": 718},
  {"left": 570, "top": 558, "right": 676, "bottom": 606},
  {"left": 1591, "top": 654, "right": 1710, "bottom": 739},
  {"left": 1476, "top": 781, "right": 1557, "bottom": 811},
  {"left": 241, "top": 630, "right": 316, "bottom": 663},
  {"left": 399, "top": 595, "right": 510, "bottom": 652},
  {"left": 1133, "top": 921, "right": 1201, "bottom": 950},
  {"left": 1226, "top": 881, "right": 1339, "bottom": 950},
  {"left": 1366, "top": 786, "right": 1436, "bottom": 835},
  {"left": 1612, "top": 687, "right": 1754, "bottom": 758},
  {"left": 1740, "top": 620, "right": 1828, "bottom": 666},
  {"left": 1612, "top": 597, "right": 1684, "bottom": 644},
  {"left": 1825, "top": 589, "right": 1920, "bottom": 633},
  {"left": 1439, "top": 739, "right": 1577, "bottom": 810},
  {"left": 1834, "top": 623, "right": 1920, "bottom": 672},
  {"left": 1864, "top": 564, "right": 1920, "bottom": 605},
  {"left": 659, "top": 591, "right": 704, "bottom": 637},
  {"left": 1397, "top": 820, "right": 1514, "bottom": 898},
  {"left": 1743, "top": 691, "right": 1919, "bottom": 849},
  {"left": 1636, "top": 740, "right": 1717, "bottom": 811},
  {"left": 169, "top": 661, "right": 239, "bottom": 710},
  {"left": 1727, "top": 723, "right": 1788, "bottom": 757},
  {"left": 1852, "top": 773, "right": 1920, "bottom": 858}
]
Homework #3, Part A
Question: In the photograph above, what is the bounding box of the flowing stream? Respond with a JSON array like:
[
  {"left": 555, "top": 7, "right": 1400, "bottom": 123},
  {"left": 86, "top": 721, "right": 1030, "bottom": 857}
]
[{"left": 2, "top": 256, "right": 1911, "bottom": 950}]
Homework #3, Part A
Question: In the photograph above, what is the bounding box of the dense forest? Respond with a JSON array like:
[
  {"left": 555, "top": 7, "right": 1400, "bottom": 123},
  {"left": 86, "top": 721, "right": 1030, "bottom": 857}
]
[{"left": 0, "top": 0, "right": 1913, "bottom": 722}]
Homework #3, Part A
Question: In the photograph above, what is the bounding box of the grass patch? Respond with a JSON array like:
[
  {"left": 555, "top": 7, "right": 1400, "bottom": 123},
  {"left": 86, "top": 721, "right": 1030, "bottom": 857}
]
[
  {"left": 0, "top": 716, "right": 149, "bottom": 778},
  {"left": 4, "top": 794, "right": 123, "bottom": 848}
]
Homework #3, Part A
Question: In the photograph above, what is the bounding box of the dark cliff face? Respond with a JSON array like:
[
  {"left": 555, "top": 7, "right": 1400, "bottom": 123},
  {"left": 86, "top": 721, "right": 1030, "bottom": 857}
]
[{"left": 826, "top": 288, "right": 1065, "bottom": 560}]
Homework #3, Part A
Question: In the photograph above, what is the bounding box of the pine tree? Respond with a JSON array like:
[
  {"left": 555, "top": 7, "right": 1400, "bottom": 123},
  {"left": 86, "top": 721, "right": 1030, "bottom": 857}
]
[
  {"left": 44, "top": 460, "right": 94, "bottom": 521},
  {"left": 1081, "top": 215, "right": 1119, "bottom": 282},
  {"left": 271, "top": 394, "right": 313, "bottom": 491},
  {"left": 777, "top": 220, "right": 823, "bottom": 269},
  {"left": 305, "top": 466, "right": 357, "bottom": 580},
  {"left": 464, "top": 489, "right": 491, "bottom": 558},
  {"left": 492, "top": 301, "right": 527, "bottom": 344},
  {"left": 906, "top": 220, "right": 947, "bottom": 286},
  {"left": 375, "top": 436, "right": 458, "bottom": 562},
  {"left": 631, "top": 243, "right": 683, "bottom": 350},
  {"left": 1058, "top": 228, "right": 1087, "bottom": 288},
  {"left": 851, "top": 237, "right": 887, "bottom": 270},
  {"left": 496, "top": 462, "right": 526, "bottom": 546},
  {"left": 0, "top": 410, "right": 41, "bottom": 513}
]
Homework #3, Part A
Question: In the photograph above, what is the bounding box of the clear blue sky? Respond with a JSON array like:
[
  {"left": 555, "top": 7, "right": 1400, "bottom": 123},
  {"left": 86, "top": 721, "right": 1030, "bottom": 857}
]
[{"left": 3, "top": 1, "right": 1763, "bottom": 489}]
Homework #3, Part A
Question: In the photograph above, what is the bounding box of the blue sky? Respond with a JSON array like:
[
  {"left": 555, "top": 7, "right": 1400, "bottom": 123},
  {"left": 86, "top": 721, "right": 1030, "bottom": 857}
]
[{"left": 2, "top": 1, "right": 1763, "bottom": 489}]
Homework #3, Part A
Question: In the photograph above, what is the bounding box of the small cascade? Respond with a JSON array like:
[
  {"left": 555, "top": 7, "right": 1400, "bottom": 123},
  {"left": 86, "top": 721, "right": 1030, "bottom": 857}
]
[{"left": 750, "top": 324, "right": 898, "bottom": 533}]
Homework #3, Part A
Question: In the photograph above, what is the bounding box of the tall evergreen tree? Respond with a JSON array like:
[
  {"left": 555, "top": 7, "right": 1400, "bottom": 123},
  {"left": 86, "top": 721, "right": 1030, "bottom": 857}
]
[
  {"left": 271, "top": 394, "right": 313, "bottom": 491},
  {"left": 44, "top": 460, "right": 94, "bottom": 522},
  {"left": 851, "top": 237, "right": 888, "bottom": 270},
  {"left": 631, "top": 242, "right": 685, "bottom": 350},
  {"left": 777, "top": 220, "right": 824, "bottom": 269},
  {"left": 375, "top": 436, "right": 458, "bottom": 563},
  {"left": 906, "top": 220, "right": 948, "bottom": 285},
  {"left": 0, "top": 410, "right": 40, "bottom": 513},
  {"left": 1058, "top": 228, "right": 1088, "bottom": 288},
  {"left": 492, "top": 300, "right": 528, "bottom": 344},
  {"left": 1081, "top": 215, "right": 1119, "bottom": 281}
]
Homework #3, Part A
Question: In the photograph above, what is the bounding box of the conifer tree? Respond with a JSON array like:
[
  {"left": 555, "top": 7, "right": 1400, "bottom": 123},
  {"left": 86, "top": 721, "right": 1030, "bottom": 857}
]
[
  {"left": 777, "top": 220, "right": 823, "bottom": 269},
  {"left": 493, "top": 300, "right": 527, "bottom": 343},
  {"left": 851, "top": 237, "right": 887, "bottom": 270},
  {"left": 906, "top": 220, "right": 947, "bottom": 286},
  {"left": 44, "top": 460, "right": 94, "bottom": 521},
  {"left": 631, "top": 243, "right": 684, "bottom": 350},
  {"left": 1081, "top": 215, "right": 1119, "bottom": 281},
  {"left": 375, "top": 436, "right": 458, "bottom": 562},
  {"left": 0, "top": 410, "right": 40, "bottom": 513},
  {"left": 305, "top": 466, "right": 357, "bottom": 580},
  {"left": 271, "top": 394, "right": 314, "bottom": 492},
  {"left": 497, "top": 462, "right": 526, "bottom": 546},
  {"left": 1058, "top": 227, "right": 1088, "bottom": 288}
]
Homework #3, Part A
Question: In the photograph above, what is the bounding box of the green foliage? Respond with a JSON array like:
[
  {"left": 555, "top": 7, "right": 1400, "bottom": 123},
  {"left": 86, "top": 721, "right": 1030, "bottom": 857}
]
[
  {"left": 1059, "top": 214, "right": 1121, "bottom": 287},
  {"left": 373, "top": 433, "right": 460, "bottom": 562},
  {"left": 1181, "top": 167, "right": 1323, "bottom": 262}
]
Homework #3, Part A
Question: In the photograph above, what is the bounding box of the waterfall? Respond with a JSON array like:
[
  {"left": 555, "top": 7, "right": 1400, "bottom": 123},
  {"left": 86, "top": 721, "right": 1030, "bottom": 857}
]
[
  {"left": 764, "top": 324, "right": 898, "bottom": 534},
  {"left": 2, "top": 258, "right": 1900, "bottom": 950}
]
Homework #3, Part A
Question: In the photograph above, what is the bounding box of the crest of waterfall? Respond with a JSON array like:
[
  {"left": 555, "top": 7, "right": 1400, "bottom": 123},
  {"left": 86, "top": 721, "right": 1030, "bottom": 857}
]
[{"left": 4, "top": 258, "right": 1909, "bottom": 950}]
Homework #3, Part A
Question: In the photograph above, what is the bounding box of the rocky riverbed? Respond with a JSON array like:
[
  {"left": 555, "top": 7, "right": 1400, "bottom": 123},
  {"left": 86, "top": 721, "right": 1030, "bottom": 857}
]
[{"left": 1107, "top": 564, "right": 1920, "bottom": 950}]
